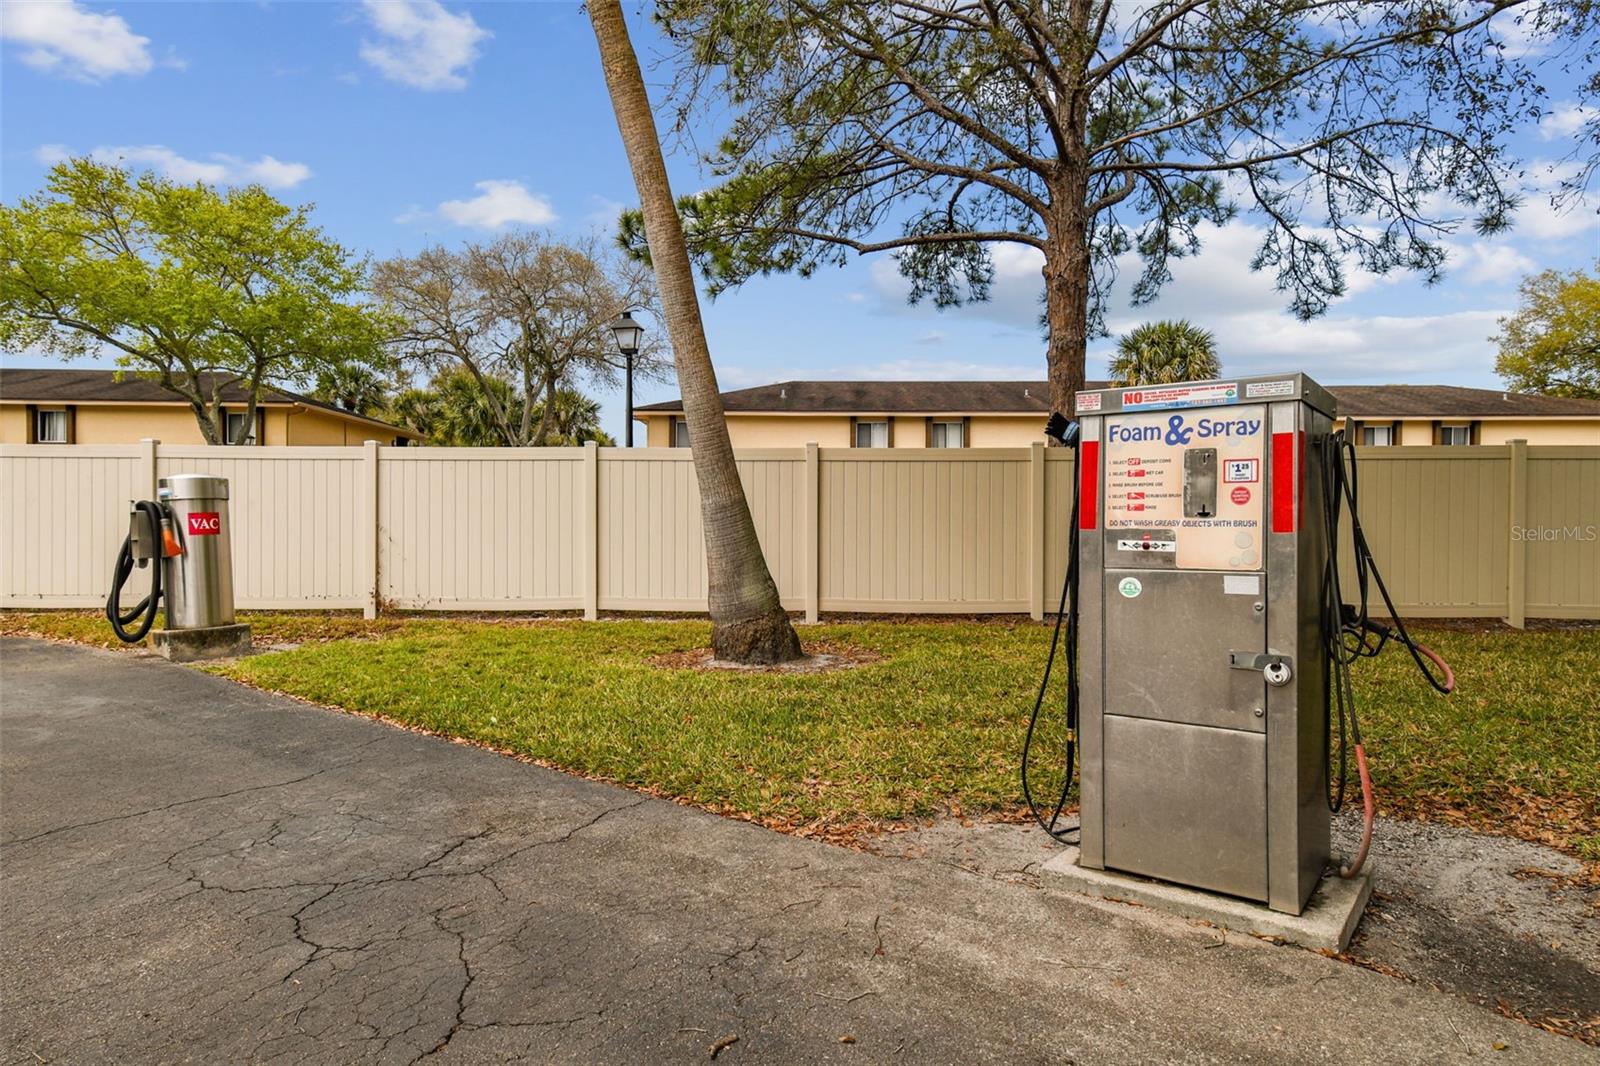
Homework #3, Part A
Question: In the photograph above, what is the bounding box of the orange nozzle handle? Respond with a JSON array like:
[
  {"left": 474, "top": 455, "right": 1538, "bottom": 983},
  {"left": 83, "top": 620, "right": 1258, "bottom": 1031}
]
[{"left": 160, "top": 519, "right": 183, "bottom": 557}]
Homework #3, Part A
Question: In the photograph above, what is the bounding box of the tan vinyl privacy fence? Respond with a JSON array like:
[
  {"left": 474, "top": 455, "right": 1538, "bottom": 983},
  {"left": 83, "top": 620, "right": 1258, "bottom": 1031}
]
[{"left": 3, "top": 441, "right": 1596, "bottom": 623}]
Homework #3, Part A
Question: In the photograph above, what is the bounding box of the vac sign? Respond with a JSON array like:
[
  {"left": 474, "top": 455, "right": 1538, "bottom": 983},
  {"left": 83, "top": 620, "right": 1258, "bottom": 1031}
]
[{"left": 186, "top": 512, "right": 222, "bottom": 536}]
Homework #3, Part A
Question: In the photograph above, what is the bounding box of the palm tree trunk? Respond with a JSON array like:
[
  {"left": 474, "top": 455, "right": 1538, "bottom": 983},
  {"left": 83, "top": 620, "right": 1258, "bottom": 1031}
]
[{"left": 589, "top": 0, "right": 802, "bottom": 663}]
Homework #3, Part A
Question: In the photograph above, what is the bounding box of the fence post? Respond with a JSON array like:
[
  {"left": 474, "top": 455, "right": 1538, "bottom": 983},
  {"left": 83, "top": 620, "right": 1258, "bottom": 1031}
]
[
  {"left": 363, "top": 440, "right": 381, "bottom": 620},
  {"left": 583, "top": 441, "right": 599, "bottom": 620},
  {"left": 139, "top": 437, "right": 160, "bottom": 498},
  {"left": 1506, "top": 438, "right": 1528, "bottom": 629},
  {"left": 1029, "top": 441, "right": 1045, "bottom": 621},
  {"left": 805, "top": 442, "right": 820, "bottom": 624}
]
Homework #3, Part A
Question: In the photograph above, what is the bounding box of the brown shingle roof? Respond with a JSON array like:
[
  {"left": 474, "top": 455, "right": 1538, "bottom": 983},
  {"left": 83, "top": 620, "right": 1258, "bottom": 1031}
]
[
  {"left": 0, "top": 367, "right": 419, "bottom": 435},
  {"left": 637, "top": 379, "right": 1600, "bottom": 418}
]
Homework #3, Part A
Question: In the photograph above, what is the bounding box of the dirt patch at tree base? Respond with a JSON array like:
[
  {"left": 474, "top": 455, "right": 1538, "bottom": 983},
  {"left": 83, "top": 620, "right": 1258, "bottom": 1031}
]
[{"left": 649, "top": 641, "right": 883, "bottom": 673}]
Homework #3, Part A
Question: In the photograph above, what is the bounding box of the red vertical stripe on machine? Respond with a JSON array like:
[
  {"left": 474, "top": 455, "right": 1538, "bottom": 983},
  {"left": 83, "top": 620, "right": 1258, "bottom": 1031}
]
[
  {"left": 1270, "top": 431, "right": 1296, "bottom": 533},
  {"left": 1079, "top": 440, "right": 1099, "bottom": 530}
]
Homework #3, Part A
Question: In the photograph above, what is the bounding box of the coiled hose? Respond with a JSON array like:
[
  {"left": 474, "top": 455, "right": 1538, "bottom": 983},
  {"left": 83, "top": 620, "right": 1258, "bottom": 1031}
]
[{"left": 106, "top": 500, "right": 167, "bottom": 643}]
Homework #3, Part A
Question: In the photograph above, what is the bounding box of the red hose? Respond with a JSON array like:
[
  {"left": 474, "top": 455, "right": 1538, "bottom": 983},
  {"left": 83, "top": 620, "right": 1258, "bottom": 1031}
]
[
  {"left": 1340, "top": 742, "right": 1375, "bottom": 879},
  {"left": 1414, "top": 640, "right": 1455, "bottom": 693}
]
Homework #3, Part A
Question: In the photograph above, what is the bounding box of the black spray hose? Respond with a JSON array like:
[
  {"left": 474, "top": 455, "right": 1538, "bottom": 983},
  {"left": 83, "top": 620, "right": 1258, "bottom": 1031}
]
[
  {"left": 1021, "top": 417, "right": 1081, "bottom": 842},
  {"left": 107, "top": 500, "right": 167, "bottom": 643},
  {"left": 1319, "top": 431, "right": 1454, "bottom": 877}
]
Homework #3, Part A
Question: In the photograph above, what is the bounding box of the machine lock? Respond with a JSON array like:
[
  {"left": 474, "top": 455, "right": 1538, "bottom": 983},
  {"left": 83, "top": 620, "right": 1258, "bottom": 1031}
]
[{"left": 1230, "top": 651, "right": 1294, "bottom": 686}]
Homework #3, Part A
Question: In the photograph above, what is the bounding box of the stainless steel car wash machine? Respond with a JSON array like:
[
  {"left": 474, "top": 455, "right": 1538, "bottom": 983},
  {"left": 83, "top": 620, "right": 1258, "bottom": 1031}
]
[
  {"left": 107, "top": 473, "right": 251, "bottom": 661},
  {"left": 1071, "top": 375, "right": 1335, "bottom": 914}
]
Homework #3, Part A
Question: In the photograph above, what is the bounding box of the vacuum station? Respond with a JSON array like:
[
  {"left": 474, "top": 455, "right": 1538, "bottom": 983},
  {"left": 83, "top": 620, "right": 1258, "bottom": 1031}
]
[
  {"left": 1025, "top": 373, "right": 1453, "bottom": 916},
  {"left": 107, "top": 473, "right": 251, "bottom": 661}
]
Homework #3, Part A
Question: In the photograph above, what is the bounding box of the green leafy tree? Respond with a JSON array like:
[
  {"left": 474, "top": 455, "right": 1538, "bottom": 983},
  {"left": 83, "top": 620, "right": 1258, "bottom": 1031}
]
[
  {"left": 1494, "top": 262, "right": 1600, "bottom": 399},
  {"left": 0, "top": 158, "right": 390, "bottom": 444},
  {"left": 632, "top": 1, "right": 1593, "bottom": 416},
  {"left": 1108, "top": 320, "right": 1220, "bottom": 386}
]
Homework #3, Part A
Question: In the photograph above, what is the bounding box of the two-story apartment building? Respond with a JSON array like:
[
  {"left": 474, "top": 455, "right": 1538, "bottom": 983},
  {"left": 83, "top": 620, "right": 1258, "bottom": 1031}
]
[
  {"left": 637, "top": 380, "right": 1600, "bottom": 448},
  {"left": 0, "top": 369, "right": 421, "bottom": 446}
]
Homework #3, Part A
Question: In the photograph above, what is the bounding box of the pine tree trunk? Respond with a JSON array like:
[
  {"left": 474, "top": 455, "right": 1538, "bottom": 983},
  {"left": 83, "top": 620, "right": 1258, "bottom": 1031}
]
[
  {"left": 589, "top": 0, "right": 802, "bottom": 663},
  {"left": 1043, "top": 8, "right": 1094, "bottom": 426},
  {"left": 1042, "top": 226, "right": 1090, "bottom": 423}
]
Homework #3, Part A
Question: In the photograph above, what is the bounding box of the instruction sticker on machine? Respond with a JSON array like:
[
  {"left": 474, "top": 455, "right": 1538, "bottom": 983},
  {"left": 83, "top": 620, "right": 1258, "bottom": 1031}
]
[{"left": 1102, "top": 405, "right": 1266, "bottom": 571}]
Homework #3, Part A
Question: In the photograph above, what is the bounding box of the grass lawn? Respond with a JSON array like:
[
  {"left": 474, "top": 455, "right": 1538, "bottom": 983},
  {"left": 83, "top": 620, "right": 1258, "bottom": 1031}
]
[{"left": 4, "top": 610, "right": 1597, "bottom": 858}]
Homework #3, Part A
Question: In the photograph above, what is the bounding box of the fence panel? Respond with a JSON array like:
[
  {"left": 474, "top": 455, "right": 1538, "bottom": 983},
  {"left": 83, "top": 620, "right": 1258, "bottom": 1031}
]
[
  {"left": 1523, "top": 448, "right": 1600, "bottom": 618},
  {"left": 597, "top": 449, "right": 806, "bottom": 611},
  {"left": 1336, "top": 449, "right": 1510, "bottom": 616},
  {"left": 157, "top": 446, "right": 366, "bottom": 609},
  {"left": 379, "top": 448, "right": 587, "bottom": 610},
  {"left": 819, "top": 448, "right": 1031, "bottom": 612},
  {"left": 0, "top": 445, "right": 145, "bottom": 607}
]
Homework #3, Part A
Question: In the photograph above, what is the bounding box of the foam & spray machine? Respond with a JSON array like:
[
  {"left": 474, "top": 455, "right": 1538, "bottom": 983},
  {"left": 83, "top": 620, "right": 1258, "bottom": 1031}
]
[{"left": 1023, "top": 374, "right": 1453, "bottom": 915}]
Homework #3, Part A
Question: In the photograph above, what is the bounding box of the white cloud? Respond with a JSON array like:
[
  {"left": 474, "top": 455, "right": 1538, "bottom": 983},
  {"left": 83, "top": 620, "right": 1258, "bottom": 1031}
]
[
  {"left": 915, "top": 330, "right": 946, "bottom": 346},
  {"left": 37, "top": 144, "right": 312, "bottom": 189},
  {"left": 582, "top": 194, "right": 626, "bottom": 230},
  {"left": 437, "top": 179, "right": 556, "bottom": 229},
  {"left": 860, "top": 218, "right": 1518, "bottom": 384},
  {"left": 0, "top": 0, "right": 155, "bottom": 81},
  {"left": 1539, "top": 102, "right": 1593, "bottom": 142},
  {"left": 1450, "top": 241, "right": 1537, "bottom": 286},
  {"left": 358, "top": 0, "right": 488, "bottom": 90},
  {"left": 1093, "top": 308, "right": 1508, "bottom": 385}
]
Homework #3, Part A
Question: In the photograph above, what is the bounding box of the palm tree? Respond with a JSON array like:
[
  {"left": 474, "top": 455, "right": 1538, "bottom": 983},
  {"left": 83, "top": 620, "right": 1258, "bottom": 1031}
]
[
  {"left": 1109, "top": 321, "right": 1222, "bottom": 386},
  {"left": 314, "top": 362, "right": 392, "bottom": 417},
  {"left": 589, "top": 0, "right": 802, "bottom": 664},
  {"left": 538, "top": 387, "right": 613, "bottom": 445},
  {"left": 393, "top": 369, "right": 524, "bottom": 446}
]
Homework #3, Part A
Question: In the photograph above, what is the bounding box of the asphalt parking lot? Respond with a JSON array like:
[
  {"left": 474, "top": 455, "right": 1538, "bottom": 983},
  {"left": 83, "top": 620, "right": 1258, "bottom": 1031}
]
[{"left": 1, "top": 637, "right": 1586, "bottom": 1064}]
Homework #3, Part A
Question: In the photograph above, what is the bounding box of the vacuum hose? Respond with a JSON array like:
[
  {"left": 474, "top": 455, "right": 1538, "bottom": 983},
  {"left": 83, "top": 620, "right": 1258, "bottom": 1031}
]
[
  {"left": 106, "top": 499, "right": 169, "bottom": 643},
  {"left": 1319, "top": 431, "right": 1455, "bottom": 878},
  {"left": 1020, "top": 415, "right": 1082, "bottom": 842}
]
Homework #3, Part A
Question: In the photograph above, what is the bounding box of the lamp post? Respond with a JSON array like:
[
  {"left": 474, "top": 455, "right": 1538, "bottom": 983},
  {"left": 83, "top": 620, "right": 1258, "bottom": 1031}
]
[{"left": 609, "top": 310, "right": 643, "bottom": 447}]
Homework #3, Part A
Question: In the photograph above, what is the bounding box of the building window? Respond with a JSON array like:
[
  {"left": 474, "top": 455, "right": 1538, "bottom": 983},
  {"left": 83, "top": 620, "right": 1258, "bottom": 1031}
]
[
  {"left": 224, "top": 410, "right": 259, "bottom": 445},
  {"left": 671, "top": 417, "right": 691, "bottom": 448},
  {"left": 35, "top": 409, "right": 68, "bottom": 444},
  {"left": 1438, "top": 424, "right": 1471, "bottom": 446},
  {"left": 929, "top": 419, "right": 965, "bottom": 448},
  {"left": 1361, "top": 424, "right": 1393, "bottom": 447},
  {"left": 854, "top": 419, "right": 889, "bottom": 448}
]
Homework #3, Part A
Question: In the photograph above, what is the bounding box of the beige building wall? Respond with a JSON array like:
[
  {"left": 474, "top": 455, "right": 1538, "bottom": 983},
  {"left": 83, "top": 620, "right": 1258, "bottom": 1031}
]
[
  {"left": 0, "top": 402, "right": 407, "bottom": 445},
  {"left": 74, "top": 405, "right": 209, "bottom": 444},
  {"left": 1477, "top": 419, "right": 1600, "bottom": 445},
  {"left": 0, "top": 405, "right": 29, "bottom": 443},
  {"left": 966, "top": 416, "right": 1039, "bottom": 447},
  {"left": 643, "top": 412, "right": 1045, "bottom": 448},
  {"left": 1336, "top": 416, "right": 1600, "bottom": 446},
  {"left": 646, "top": 411, "right": 1600, "bottom": 449}
]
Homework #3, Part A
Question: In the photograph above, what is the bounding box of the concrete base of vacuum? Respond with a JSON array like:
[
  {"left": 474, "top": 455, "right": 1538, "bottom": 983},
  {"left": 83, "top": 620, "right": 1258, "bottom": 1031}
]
[
  {"left": 151, "top": 623, "right": 252, "bottom": 663},
  {"left": 1040, "top": 846, "right": 1373, "bottom": 953}
]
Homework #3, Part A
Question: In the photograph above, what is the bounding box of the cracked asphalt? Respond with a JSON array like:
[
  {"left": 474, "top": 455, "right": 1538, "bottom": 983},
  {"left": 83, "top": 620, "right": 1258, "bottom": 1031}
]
[{"left": 1, "top": 637, "right": 1589, "bottom": 1064}]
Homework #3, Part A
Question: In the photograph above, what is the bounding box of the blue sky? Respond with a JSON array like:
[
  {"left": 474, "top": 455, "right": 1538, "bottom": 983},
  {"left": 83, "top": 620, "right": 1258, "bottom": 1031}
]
[{"left": 2, "top": 1, "right": 1596, "bottom": 443}]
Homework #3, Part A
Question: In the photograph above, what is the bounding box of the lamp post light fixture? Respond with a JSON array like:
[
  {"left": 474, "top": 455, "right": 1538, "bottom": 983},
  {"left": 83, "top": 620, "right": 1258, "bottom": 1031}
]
[{"left": 609, "top": 310, "right": 643, "bottom": 447}]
